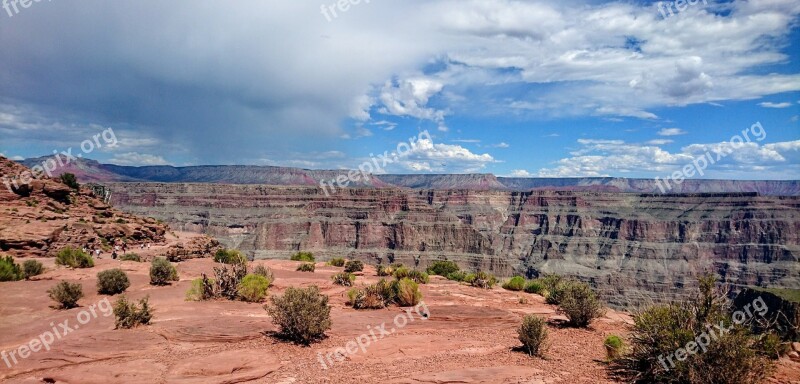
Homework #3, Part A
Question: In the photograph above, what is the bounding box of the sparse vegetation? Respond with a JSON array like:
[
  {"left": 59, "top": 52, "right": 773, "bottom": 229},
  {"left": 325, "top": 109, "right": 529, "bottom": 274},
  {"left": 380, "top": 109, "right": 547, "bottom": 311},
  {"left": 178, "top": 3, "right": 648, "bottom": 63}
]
[
  {"left": 469, "top": 271, "right": 498, "bottom": 289},
  {"left": 393, "top": 278, "right": 422, "bottom": 307},
  {"left": 502, "top": 276, "right": 526, "bottom": 291},
  {"left": 0, "top": 255, "right": 22, "bottom": 281},
  {"left": 59, "top": 173, "right": 80, "bottom": 190},
  {"left": 297, "top": 263, "right": 316, "bottom": 272},
  {"left": 558, "top": 281, "right": 604, "bottom": 327},
  {"left": 113, "top": 296, "right": 153, "bottom": 329},
  {"left": 376, "top": 264, "right": 394, "bottom": 276},
  {"left": 332, "top": 272, "right": 356, "bottom": 286},
  {"left": 149, "top": 258, "right": 179, "bottom": 286},
  {"left": 351, "top": 283, "right": 388, "bottom": 309},
  {"left": 237, "top": 274, "right": 270, "bottom": 302},
  {"left": 120, "top": 253, "right": 142, "bottom": 262},
  {"left": 426, "top": 260, "right": 460, "bottom": 277},
  {"left": 618, "top": 274, "right": 774, "bottom": 384},
  {"left": 265, "top": 286, "right": 331, "bottom": 345},
  {"left": 393, "top": 266, "right": 411, "bottom": 280},
  {"left": 604, "top": 335, "right": 624, "bottom": 360},
  {"left": 327, "top": 258, "right": 346, "bottom": 267},
  {"left": 524, "top": 280, "right": 546, "bottom": 295},
  {"left": 407, "top": 270, "right": 430, "bottom": 284},
  {"left": 96, "top": 268, "right": 131, "bottom": 295},
  {"left": 185, "top": 278, "right": 215, "bottom": 301},
  {"left": 55, "top": 247, "right": 94, "bottom": 269},
  {"left": 290, "top": 251, "right": 315, "bottom": 262},
  {"left": 252, "top": 265, "right": 274, "bottom": 285},
  {"left": 212, "top": 262, "right": 248, "bottom": 300},
  {"left": 518, "top": 314, "right": 548, "bottom": 357},
  {"left": 48, "top": 281, "right": 83, "bottom": 309},
  {"left": 539, "top": 274, "right": 566, "bottom": 304},
  {"left": 446, "top": 270, "right": 467, "bottom": 282},
  {"left": 344, "top": 260, "right": 364, "bottom": 273},
  {"left": 22, "top": 259, "right": 44, "bottom": 279},
  {"left": 214, "top": 249, "right": 247, "bottom": 264}
]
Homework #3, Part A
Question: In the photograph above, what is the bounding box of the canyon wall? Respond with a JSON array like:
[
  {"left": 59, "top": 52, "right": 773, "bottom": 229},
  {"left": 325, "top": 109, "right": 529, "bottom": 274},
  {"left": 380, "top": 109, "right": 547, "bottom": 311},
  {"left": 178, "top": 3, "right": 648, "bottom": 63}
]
[{"left": 107, "top": 183, "right": 800, "bottom": 308}]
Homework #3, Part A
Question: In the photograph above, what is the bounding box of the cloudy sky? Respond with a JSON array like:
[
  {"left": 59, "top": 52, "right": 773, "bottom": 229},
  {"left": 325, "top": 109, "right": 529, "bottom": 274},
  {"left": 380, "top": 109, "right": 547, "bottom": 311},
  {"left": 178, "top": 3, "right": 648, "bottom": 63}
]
[{"left": 0, "top": 0, "right": 798, "bottom": 179}]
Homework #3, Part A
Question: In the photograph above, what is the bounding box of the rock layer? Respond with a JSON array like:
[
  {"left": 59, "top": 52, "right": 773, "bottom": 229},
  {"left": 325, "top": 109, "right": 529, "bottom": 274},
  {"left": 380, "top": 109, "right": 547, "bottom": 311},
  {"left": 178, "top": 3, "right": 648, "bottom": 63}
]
[{"left": 107, "top": 183, "right": 800, "bottom": 307}]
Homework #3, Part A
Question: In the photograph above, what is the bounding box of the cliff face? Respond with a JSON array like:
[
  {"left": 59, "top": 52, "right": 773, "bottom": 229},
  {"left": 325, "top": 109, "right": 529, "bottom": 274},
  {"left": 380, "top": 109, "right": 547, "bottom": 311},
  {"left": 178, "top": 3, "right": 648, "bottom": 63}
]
[{"left": 107, "top": 183, "right": 800, "bottom": 307}]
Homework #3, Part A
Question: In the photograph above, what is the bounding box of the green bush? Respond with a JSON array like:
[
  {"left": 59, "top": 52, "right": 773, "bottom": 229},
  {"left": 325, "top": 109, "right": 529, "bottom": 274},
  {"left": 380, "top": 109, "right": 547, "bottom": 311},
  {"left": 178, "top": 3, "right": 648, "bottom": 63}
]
[
  {"left": 393, "top": 278, "right": 422, "bottom": 307},
  {"left": 376, "top": 265, "right": 394, "bottom": 276},
  {"left": 48, "top": 281, "right": 83, "bottom": 309},
  {"left": 328, "top": 258, "right": 346, "bottom": 267},
  {"left": 469, "top": 271, "right": 498, "bottom": 289},
  {"left": 297, "top": 263, "right": 316, "bottom": 272},
  {"left": 426, "top": 260, "right": 460, "bottom": 276},
  {"left": 0, "top": 255, "right": 22, "bottom": 281},
  {"left": 265, "top": 286, "right": 331, "bottom": 345},
  {"left": 59, "top": 173, "right": 80, "bottom": 190},
  {"left": 344, "top": 260, "right": 364, "bottom": 273},
  {"left": 446, "top": 270, "right": 467, "bottom": 282},
  {"left": 393, "top": 266, "right": 411, "bottom": 280},
  {"left": 559, "top": 281, "right": 604, "bottom": 327},
  {"left": 619, "top": 274, "right": 774, "bottom": 384},
  {"left": 524, "top": 280, "right": 546, "bottom": 295},
  {"left": 518, "top": 314, "right": 548, "bottom": 357},
  {"left": 407, "top": 270, "right": 430, "bottom": 284},
  {"left": 252, "top": 265, "right": 274, "bottom": 285},
  {"left": 22, "top": 259, "right": 44, "bottom": 279},
  {"left": 331, "top": 272, "right": 355, "bottom": 286},
  {"left": 149, "top": 258, "right": 179, "bottom": 286},
  {"left": 186, "top": 277, "right": 215, "bottom": 301},
  {"left": 214, "top": 249, "right": 247, "bottom": 264},
  {"left": 96, "top": 269, "right": 130, "bottom": 295},
  {"left": 238, "top": 274, "right": 270, "bottom": 302},
  {"left": 604, "top": 335, "right": 624, "bottom": 360},
  {"left": 539, "top": 274, "right": 566, "bottom": 304},
  {"left": 113, "top": 296, "right": 153, "bottom": 329},
  {"left": 119, "top": 253, "right": 142, "bottom": 262},
  {"left": 55, "top": 247, "right": 94, "bottom": 269},
  {"left": 290, "top": 251, "right": 315, "bottom": 262},
  {"left": 502, "top": 276, "right": 526, "bottom": 291}
]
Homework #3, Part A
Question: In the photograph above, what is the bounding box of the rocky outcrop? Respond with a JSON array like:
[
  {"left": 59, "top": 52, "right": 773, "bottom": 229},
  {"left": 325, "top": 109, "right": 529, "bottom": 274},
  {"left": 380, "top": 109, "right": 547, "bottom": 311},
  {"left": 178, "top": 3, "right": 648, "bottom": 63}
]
[
  {"left": 165, "top": 234, "right": 222, "bottom": 261},
  {"left": 107, "top": 183, "right": 800, "bottom": 307},
  {"left": 0, "top": 156, "right": 168, "bottom": 257}
]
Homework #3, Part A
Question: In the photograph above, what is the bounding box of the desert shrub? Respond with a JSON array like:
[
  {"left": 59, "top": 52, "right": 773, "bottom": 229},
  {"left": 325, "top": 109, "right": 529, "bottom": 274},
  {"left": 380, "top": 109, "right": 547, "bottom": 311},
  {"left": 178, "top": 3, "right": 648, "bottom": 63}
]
[
  {"left": 149, "top": 258, "right": 179, "bottom": 286},
  {"left": 297, "top": 263, "right": 316, "bottom": 272},
  {"left": 446, "top": 270, "right": 467, "bottom": 282},
  {"left": 290, "top": 251, "right": 315, "bottom": 262},
  {"left": 755, "top": 332, "right": 790, "bottom": 359},
  {"left": 55, "top": 247, "right": 94, "bottom": 269},
  {"left": 328, "top": 258, "right": 346, "bottom": 267},
  {"left": 214, "top": 249, "right": 247, "bottom": 264},
  {"left": 185, "top": 277, "right": 215, "bottom": 301},
  {"left": 352, "top": 284, "right": 387, "bottom": 310},
  {"left": 0, "top": 256, "right": 22, "bottom": 281},
  {"left": 376, "top": 265, "right": 394, "bottom": 276},
  {"left": 344, "top": 260, "right": 364, "bottom": 273},
  {"left": 96, "top": 268, "right": 130, "bottom": 295},
  {"left": 59, "top": 173, "right": 80, "bottom": 190},
  {"left": 119, "top": 253, "right": 142, "bottom": 262},
  {"left": 252, "top": 265, "right": 274, "bottom": 285},
  {"left": 605, "top": 335, "right": 624, "bottom": 360},
  {"left": 393, "top": 278, "right": 422, "bottom": 307},
  {"left": 559, "top": 281, "right": 604, "bottom": 327},
  {"left": 265, "top": 286, "right": 331, "bottom": 345},
  {"left": 113, "top": 296, "right": 153, "bottom": 329},
  {"left": 426, "top": 260, "right": 460, "bottom": 276},
  {"left": 393, "top": 266, "right": 411, "bottom": 280},
  {"left": 470, "top": 271, "right": 498, "bottom": 289},
  {"left": 524, "top": 280, "right": 546, "bottom": 295},
  {"left": 502, "top": 276, "right": 526, "bottom": 291},
  {"left": 48, "top": 281, "right": 83, "bottom": 309},
  {"left": 518, "top": 314, "right": 548, "bottom": 357},
  {"left": 619, "top": 274, "right": 774, "bottom": 384},
  {"left": 22, "top": 259, "right": 44, "bottom": 279},
  {"left": 519, "top": 296, "right": 529, "bottom": 304},
  {"left": 407, "top": 270, "right": 430, "bottom": 284},
  {"left": 237, "top": 274, "right": 270, "bottom": 302},
  {"left": 463, "top": 273, "right": 477, "bottom": 284},
  {"left": 539, "top": 274, "right": 566, "bottom": 304},
  {"left": 331, "top": 272, "right": 356, "bottom": 286},
  {"left": 213, "top": 262, "right": 248, "bottom": 300}
]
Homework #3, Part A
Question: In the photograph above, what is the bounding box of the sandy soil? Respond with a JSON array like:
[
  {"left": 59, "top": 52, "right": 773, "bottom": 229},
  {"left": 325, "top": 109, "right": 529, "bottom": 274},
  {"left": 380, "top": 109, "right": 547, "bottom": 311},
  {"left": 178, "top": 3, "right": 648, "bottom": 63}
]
[{"left": 1, "top": 233, "right": 798, "bottom": 384}]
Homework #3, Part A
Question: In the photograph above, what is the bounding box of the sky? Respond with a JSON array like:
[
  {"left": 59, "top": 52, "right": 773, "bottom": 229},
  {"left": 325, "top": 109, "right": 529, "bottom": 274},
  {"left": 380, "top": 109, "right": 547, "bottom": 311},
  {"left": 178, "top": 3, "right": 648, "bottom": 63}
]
[{"left": 0, "top": 0, "right": 798, "bottom": 179}]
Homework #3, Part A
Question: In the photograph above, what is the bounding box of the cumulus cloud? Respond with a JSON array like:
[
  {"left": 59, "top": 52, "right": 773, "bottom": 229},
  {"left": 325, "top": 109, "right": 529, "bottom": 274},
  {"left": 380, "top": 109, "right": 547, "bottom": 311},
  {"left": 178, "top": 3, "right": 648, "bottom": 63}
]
[
  {"left": 508, "top": 169, "right": 532, "bottom": 177},
  {"left": 109, "top": 152, "right": 172, "bottom": 166},
  {"left": 658, "top": 128, "right": 687, "bottom": 136},
  {"left": 392, "top": 139, "right": 496, "bottom": 173}
]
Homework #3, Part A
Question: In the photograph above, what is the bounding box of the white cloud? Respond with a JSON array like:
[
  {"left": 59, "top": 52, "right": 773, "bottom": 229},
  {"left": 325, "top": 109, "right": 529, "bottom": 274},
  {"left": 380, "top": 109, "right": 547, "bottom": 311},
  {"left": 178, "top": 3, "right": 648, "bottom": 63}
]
[
  {"left": 109, "top": 152, "right": 172, "bottom": 166},
  {"left": 658, "top": 128, "right": 687, "bottom": 136},
  {"left": 508, "top": 169, "right": 532, "bottom": 177},
  {"left": 646, "top": 139, "right": 674, "bottom": 145},
  {"left": 492, "top": 142, "right": 510, "bottom": 148},
  {"left": 758, "top": 102, "right": 794, "bottom": 108},
  {"left": 394, "top": 138, "right": 496, "bottom": 173}
]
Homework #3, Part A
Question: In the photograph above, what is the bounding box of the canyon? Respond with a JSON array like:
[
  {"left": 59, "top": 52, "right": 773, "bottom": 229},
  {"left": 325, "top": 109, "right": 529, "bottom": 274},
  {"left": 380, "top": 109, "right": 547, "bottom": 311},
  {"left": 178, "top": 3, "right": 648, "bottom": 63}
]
[{"left": 107, "top": 182, "right": 800, "bottom": 308}]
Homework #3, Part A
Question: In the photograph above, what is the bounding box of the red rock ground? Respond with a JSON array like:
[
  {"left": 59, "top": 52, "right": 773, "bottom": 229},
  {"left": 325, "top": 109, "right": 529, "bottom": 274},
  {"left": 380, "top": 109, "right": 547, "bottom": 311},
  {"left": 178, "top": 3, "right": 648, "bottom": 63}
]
[{"left": 1, "top": 232, "right": 798, "bottom": 384}]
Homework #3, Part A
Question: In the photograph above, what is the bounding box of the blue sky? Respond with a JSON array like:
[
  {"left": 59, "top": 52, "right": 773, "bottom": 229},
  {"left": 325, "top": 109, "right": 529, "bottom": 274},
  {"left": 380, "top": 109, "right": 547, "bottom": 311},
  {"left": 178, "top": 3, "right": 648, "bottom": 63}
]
[{"left": 0, "top": 0, "right": 798, "bottom": 179}]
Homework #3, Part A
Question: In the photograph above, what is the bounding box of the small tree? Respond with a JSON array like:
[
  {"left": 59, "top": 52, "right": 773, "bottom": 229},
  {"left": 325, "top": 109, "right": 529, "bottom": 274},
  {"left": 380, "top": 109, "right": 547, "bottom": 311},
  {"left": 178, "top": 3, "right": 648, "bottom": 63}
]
[
  {"left": 149, "top": 258, "right": 179, "bottom": 286},
  {"left": 48, "top": 281, "right": 83, "bottom": 309},
  {"left": 97, "top": 269, "right": 131, "bottom": 295},
  {"left": 59, "top": 173, "right": 80, "bottom": 190},
  {"left": 266, "top": 286, "right": 331, "bottom": 345}
]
